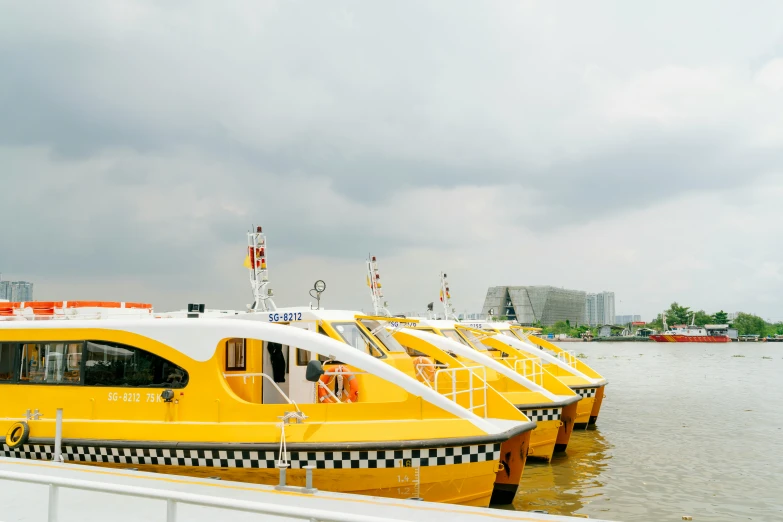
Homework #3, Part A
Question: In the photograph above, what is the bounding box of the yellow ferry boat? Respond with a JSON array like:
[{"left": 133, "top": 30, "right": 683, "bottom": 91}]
[
  {"left": 240, "top": 228, "right": 543, "bottom": 504},
  {"left": 511, "top": 326, "right": 607, "bottom": 428},
  {"left": 462, "top": 320, "right": 607, "bottom": 429},
  {"left": 363, "top": 259, "right": 580, "bottom": 465},
  {"left": 395, "top": 320, "right": 580, "bottom": 459},
  {"left": 225, "top": 307, "right": 536, "bottom": 505},
  {"left": 0, "top": 302, "right": 534, "bottom": 507}
]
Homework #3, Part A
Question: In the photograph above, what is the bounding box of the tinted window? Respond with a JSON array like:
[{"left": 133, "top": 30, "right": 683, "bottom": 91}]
[
  {"left": 296, "top": 348, "right": 311, "bottom": 366},
  {"left": 0, "top": 343, "right": 16, "bottom": 382},
  {"left": 441, "top": 329, "right": 472, "bottom": 347},
  {"left": 332, "top": 322, "right": 385, "bottom": 358},
  {"left": 359, "top": 320, "right": 406, "bottom": 353},
  {"left": 225, "top": 338, "right": 246, "bottom": 371},
  {"left": 508, "top": 329, "right": 524, "bottom": 340},
  {"left": 19, "top": 343, "right": 82, "bottom": 384},
  {"left": 84, "top": 341, "right": 188, "bottom": 388}
]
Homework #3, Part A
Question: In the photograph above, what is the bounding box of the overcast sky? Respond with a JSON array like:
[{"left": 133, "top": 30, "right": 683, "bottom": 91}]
[{"left": 2, "top": 1, "right": 783, "bottom": 321}]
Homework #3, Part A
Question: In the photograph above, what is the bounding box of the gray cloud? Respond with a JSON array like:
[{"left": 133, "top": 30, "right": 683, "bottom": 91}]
[{"left": 3, "top": 1, "right": 783, "bottom": 317}]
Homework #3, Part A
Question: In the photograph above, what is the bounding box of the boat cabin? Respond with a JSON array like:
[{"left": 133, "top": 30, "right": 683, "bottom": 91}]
[
  {"left": 704, "top": 324, "right": 729, "bottom": 337},
  {"left": 635, "top": 328, "right": 655, "bottom": 338}
]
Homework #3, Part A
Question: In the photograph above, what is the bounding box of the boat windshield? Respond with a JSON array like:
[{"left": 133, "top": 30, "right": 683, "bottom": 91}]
[
  {"left": 439, "top": 329, "right": 469, "bottom": 346},
  {"left": 360, "top": 319, "right": 407, "bottom": 353},
  {"left": 499, "top": 330, "right": 517, "bottom": 339},
  {"left": 331, "top": 322, "right": 385, "bottom": 358},
  {"left": 508, "top": 329, "right": 525, "bottom": 341}
]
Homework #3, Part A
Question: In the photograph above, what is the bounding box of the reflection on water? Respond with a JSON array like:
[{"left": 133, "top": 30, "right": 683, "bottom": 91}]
[
  {"left": 508, "top": 342, "right": 783, "bottom": 521},
  {"left": 515, "top": 429, "right": 611, "bottom": 515}
]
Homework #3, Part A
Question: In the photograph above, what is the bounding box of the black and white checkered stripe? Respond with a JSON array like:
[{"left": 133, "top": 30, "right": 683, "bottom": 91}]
[
  {"left": 574, "top": 388, "right": 597, "bottom": 398},
  {"left": 520, "top": 408, "right": 562, "bottom": 422},
  {"left": 0, "top": 442, "right": 500, "bottom": 470}
]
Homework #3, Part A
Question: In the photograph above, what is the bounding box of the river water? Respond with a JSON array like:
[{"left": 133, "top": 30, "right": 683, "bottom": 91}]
[{"left": 512, "top": 341, "right": 783, "bottom": 521}]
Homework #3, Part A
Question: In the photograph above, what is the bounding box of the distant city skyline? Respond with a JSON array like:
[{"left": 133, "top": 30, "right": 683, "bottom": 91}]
[
  {"left": 586, "top": 292, "right": 616, "bottom": 326},
  {"left": 0, "top": 278, "right": 34, "bottom": 302}
]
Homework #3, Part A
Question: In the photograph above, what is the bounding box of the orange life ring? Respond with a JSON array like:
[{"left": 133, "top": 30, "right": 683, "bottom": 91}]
[
  {"left": 318, "top": 365, "right": 359, "bottom": 403},
  {"left": 413, "top": 356, "right": 435, "bottom": 382},
  {"left": 317, "top": 373, "right": 336, "bottom": 403}
]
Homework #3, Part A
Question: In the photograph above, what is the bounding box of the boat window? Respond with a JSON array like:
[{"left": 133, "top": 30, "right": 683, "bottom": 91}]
[
  {"left": 332, "top": 322, "right": 385, "bottom": 358},
  {"left": 225, "top": 338, "right": 246, "bottom": 371},
  {"left": 84, "top": 341, "right": 189, "bottom": 388},
  {"left": 439, "top": 329, "right": 469, "bottom": 346},
  {"left": 416, "top": 327, "right": 437, "bottom": 334},
  {"left": 0, "top": 343, "right": 17, "bottom": 382},
  {"left": 296, "top": 348, "right": 311, "bottom": 366},
  {"left": 508, "top": 330, "right": 525, "bottom": 341},
  {"left": 500, "top": 330, "right": 517, "bottom": 338},
  {"left": 359, "top": 320, "right": 406, "bottom": 353},
  {"left": 404, "top": 346, "right": 428, "bottom": 357},
  {"left": 18, "top": 343, "right": 82, "bottom": 384}
]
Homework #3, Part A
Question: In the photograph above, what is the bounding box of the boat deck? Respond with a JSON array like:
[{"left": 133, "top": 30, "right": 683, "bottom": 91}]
[{"left": 0, "top": 457, "right": 612, "bottom": 521}]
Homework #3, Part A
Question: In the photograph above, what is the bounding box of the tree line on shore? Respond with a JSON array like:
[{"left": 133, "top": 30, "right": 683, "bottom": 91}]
[
  {"left": 645, "top": 302, "right": 782, "bottom": 337},
  {"left": 499, "top": 302, "right": 782, "bottom": 338}
]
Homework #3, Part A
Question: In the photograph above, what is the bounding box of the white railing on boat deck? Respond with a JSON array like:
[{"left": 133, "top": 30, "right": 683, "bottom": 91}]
[
  {"left": 0, "top": 469, "right": 403, "bottom": 522},
  {"left": 513, "top": 358, "right": 544, "bottom": 387},
  {"left": 412, "top": 361, "right": 448, "bottom": 389},
  {"left": 433, "top": 366, "right": 488, "bottom": 418},
  {"left": 223, "top": 372, "right": 300, "bottom": 409},
  {"left": 557, "top": 351, "right": 578, "bottom": 368}
]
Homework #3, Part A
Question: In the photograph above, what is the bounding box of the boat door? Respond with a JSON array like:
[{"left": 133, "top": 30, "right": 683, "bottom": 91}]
[{"left": 287, "top": 320, "right": 318, "bottom": 404}]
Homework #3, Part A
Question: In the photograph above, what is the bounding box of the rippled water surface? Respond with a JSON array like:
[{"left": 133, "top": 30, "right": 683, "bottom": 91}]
[{"left": 511, "top": 342, "right": 783, "bottom": 521}]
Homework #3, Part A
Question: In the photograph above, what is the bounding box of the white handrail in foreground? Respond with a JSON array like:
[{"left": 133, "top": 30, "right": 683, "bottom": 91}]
[
  {"left": 513, "top": 358, "right": 543, "bottom": 387},
  {"left": 557, "top": 351, "right": 578, "bottom": 368},
  {"left": 223, "top": 372, "right": 300, "bottom": 410},
  {"left": 433, "top": 366, "right": 488, "bottom": 418},
  {"left": 0, "top": 469, "right": 406, "bottom": 522}
]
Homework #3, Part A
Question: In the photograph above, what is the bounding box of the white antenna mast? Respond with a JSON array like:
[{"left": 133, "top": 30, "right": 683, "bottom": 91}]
[
  {"left": 440, "top": 272, "right": 458, "bottom": 321},
  {"left": 662, "top": 311, "right": 668, "bottom": 332},
  {"left": 366, "top": 254, "right": 390, "bottom": 317},
  {"left": 247, "top": 225, "right": 276, "bottom": 312}
]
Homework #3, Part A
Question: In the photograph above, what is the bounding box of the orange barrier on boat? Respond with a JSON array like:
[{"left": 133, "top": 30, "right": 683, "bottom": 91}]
[
  {"left": 64, "top": 301, "right": 152, "bottom": 309},
  {"left": 29, "top": 302, "right": 58, "bottom": 315},
  {"left": 0, "top": 301, "right": 153, "bottom": 315}
]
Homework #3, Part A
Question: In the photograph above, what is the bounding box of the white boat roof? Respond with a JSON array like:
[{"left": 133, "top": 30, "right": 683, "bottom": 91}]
[
  {"left": 489, "top": 334, "right": 604, "bottom": 385},
  {"left": 159, "top": 307, "right": 377, "bottom": 322},
  {"left": 0, "top": 318, "right": 509, "bottom": 434},
  {"left": 421, "top": 319, "right": 602, "bottom": 385},
  {"left": 400, "top": 328, "right": 568, "bottom": 402}
]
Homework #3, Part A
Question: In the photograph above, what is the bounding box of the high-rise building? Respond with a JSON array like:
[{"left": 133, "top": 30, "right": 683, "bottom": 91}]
[
  {"left": 615, "top": 314, "right": 642, "bottom": 325},
  {"left": 0, "top": 280, "right": 34, "bottom": 302},
  {"left": 585, "top": 291, "right": 615, "bottom": 326},
  {"left": 482, "top": 286, "right": 586, "bottom": 326}
]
